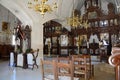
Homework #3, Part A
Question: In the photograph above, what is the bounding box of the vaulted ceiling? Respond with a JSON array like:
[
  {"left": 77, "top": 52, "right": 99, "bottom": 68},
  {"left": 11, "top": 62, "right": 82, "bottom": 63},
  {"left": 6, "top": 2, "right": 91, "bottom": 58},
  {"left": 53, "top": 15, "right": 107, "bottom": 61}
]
[{"left": 0, "top": 0, "right": 120, "bottom": 27}]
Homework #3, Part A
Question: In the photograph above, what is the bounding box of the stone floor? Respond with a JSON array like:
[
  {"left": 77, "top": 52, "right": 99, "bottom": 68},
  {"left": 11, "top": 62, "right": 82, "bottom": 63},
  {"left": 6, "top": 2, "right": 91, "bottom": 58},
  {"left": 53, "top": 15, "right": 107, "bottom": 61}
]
[
  {"left": 93, "top": 63, "right": 115, "bottom": 80},
  {"left": 0, "top": 59, "right": 115, "bottom": 80}
]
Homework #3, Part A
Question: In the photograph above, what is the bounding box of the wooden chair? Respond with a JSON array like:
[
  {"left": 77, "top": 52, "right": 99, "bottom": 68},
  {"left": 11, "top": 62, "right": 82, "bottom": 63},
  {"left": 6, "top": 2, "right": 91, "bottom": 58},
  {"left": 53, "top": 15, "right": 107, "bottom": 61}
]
[
  {"left": 71, "top": 54, "right": 91, "bottom": 80},
  {"left": 31, "top": 49, "right": 39, "bottom": 69},
  {"left": 83, "top": 55, "right": 94, "bottom": 78},
  {"left": 56, "top": 56, "right": 71, "bottom": 63},
  {"left": 27, "top": 49, "right": 39, "bottom": 70},
  {"left": 56, "top": 61, "right": 74, "bottom": 80},
  {"left": 41, "top": 59, "right": 57, "bottom": 80}
]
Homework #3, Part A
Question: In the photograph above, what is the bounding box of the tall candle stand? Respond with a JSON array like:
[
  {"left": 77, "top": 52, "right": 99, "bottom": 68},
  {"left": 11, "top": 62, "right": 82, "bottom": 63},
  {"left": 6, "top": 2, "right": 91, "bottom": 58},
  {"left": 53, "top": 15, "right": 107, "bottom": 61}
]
[
  {"left": 47, "top": 41, "right": 51, "bottom": 56},
  {"left": 77, "top": 37, "right": 81, "bottom": 54}
]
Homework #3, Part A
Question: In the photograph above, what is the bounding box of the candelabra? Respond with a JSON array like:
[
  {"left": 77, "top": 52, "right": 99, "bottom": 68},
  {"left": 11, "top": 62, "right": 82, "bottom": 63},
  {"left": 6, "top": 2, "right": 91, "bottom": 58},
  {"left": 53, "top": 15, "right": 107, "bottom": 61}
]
[
  {"left": 67, "top": 0, "right": 89, "bottom": 29},
  {"left": 76, "top": 37, "right": 81, "bottom": 54},
  {"left": 67, "top": 10, "right": 89, "bottom": 29},
  {"left": 47, "top": 41, "right": 51, "bottom": 56}
]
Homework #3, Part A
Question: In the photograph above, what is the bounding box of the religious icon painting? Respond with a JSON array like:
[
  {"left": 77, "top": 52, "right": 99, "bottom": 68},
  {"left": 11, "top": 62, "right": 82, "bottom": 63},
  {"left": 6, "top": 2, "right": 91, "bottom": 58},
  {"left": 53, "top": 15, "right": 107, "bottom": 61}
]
[{"left": 2, "top": 22, "right": 8, "bottom": 31}]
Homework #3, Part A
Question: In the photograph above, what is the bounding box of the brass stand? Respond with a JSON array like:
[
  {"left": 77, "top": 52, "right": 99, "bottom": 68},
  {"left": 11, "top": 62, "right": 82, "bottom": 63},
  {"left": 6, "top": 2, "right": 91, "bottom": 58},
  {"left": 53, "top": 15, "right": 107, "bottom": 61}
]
[
  {"left": 78, "top": 45, "right": 80, "bottom": 54},
  {"left": 47, "top": 41, "right": 51, "bottom": 56},
  {"left": 77, "top": 38, "right": 80, "bottom": 54}
]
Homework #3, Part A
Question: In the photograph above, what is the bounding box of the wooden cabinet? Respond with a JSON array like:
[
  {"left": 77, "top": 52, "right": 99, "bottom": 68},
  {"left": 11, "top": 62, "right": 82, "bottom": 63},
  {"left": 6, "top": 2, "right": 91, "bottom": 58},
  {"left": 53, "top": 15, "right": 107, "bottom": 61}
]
[{"left": 0, "top": 45, "right": 14, "bottom": 59}]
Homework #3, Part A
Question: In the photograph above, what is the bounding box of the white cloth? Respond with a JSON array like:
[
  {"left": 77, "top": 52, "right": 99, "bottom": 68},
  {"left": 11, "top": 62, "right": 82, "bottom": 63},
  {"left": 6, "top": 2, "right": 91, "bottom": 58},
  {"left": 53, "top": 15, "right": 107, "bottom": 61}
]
[
  {"left": 89, "top": 34, "right": 99, "bottom": 43},
  {"left": 10, "top": 52, "right": 14, "bottom": 67},
  {"left": 16, "top": 38, "right": 20, "bottom": 46},
  {"left": 17, "top": 54, "right": 23, "bottom": 66}
]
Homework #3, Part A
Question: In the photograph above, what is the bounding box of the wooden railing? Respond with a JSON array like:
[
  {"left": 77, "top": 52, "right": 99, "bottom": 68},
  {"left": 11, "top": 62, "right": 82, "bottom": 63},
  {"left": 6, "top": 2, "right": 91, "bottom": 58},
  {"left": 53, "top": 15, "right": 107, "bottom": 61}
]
[{"left": 108, "top": 47, "right": 120, "bottom": 80}]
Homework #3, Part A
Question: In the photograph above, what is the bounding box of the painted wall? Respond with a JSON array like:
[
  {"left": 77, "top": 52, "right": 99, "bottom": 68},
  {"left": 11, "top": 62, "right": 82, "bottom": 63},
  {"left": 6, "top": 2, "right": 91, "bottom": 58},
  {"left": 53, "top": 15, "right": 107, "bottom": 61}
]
[{"left": 0, "top": 4, "right": 19, "bottom": 45}]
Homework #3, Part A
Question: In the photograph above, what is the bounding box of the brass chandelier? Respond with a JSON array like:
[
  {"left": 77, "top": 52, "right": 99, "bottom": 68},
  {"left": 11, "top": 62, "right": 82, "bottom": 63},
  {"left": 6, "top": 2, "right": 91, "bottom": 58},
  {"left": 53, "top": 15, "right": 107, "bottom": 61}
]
[
  {"left": 67, "top": 0, "right": 89, "bottom": 29},
  {"left": 67, "top": 13, "right": 89, "bottom": 29},
  {"left": 28, "top": 0, "right": 57, "bottom": 16}
]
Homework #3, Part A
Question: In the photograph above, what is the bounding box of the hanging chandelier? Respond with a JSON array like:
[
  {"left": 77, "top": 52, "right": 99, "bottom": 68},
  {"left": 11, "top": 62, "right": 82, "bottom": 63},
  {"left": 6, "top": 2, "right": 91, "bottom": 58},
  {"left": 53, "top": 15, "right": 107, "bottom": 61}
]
[
  {"left": 67, "top": 13, "right": 89, "bottom": 29},
  {"left": 67, "top": 0, "right": 89, "bottom": 29},
  {"left": 67, "top": 12, "right": 79, "bottom": 27},
  {"left": 28, "top": 0, "right": 57, "bottom": 16}
]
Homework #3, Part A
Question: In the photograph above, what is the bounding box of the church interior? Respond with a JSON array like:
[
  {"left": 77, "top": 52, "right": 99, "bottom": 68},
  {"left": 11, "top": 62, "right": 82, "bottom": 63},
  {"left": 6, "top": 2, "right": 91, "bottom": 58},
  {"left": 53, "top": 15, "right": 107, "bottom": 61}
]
[{"left": 0, "top": 0, "right": 120, "bottom": 80}]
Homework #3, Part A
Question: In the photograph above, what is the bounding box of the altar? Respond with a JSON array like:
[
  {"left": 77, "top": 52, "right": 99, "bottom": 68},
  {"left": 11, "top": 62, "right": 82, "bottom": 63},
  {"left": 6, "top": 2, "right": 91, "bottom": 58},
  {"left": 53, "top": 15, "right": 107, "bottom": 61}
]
[{"left": 10, "top": 49, "right": 42, "bottom": 69}]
